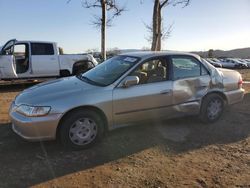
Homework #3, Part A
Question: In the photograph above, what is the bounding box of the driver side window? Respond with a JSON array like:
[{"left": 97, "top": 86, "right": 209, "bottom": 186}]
[{"left": 129, "top": 58, "right": 168, "bottom": 85}]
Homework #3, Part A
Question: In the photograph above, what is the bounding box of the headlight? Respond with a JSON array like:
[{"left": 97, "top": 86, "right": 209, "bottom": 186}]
[{"left": 16, "top": 104, "right": 51, "bottom": 117}]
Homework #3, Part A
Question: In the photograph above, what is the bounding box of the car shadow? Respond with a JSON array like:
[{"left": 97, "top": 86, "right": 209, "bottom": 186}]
[{"left": 0, "top": 94, "right": 249, "bottom": 188}]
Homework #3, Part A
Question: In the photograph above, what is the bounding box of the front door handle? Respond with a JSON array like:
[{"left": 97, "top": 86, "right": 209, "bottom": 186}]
[{"left": 160, "top": 89, "right": 172, "bottom": 94}]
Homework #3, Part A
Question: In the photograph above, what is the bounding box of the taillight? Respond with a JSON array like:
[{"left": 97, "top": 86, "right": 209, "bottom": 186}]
[{"left": 238, "top": 79, "right": 243, "bottom": 88}]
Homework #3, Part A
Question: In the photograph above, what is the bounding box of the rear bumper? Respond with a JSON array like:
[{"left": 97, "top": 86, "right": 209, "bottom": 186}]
[
  {"left": 10, "top": 111, "right": 62, "bottom": 141},
  {"left": 224, "top": 88, "right": 245, "bottom": 105}
]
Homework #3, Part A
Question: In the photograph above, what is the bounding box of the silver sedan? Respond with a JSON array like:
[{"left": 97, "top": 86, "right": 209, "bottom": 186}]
[{"left": 9, "top": 52, "right": 244, "bottom": 149}]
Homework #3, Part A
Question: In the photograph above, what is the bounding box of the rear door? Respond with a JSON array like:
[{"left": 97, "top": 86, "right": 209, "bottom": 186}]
[
  {"left": 0, "top": 39, "right": 17, "bottom": 78},
  {"left": 170, "top": 55, "right": 211, "bottom": 114},
  {"left": 30, "top": 43, "right": 59, "bottom": 76}
]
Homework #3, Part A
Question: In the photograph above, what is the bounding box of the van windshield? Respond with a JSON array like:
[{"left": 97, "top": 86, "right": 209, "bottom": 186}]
[{"left": 78, "top": 55, "right": 140, "bottom": 86}]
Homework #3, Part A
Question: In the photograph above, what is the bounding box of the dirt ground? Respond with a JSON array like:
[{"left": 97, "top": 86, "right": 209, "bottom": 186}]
[
  {"left": 238, "top": 69, "right": 250, "bottom": 81},
  {"left": 0, "top": 72, "right": 250, "bottom": 188}
]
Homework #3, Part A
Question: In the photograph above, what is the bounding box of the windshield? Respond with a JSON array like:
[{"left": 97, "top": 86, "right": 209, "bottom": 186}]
[
  {"left": 78, "top": 55, "right": 140, "bottom": 86},
  {"left": 234, "top": 59, "right": 244, "bottom": 64},
  {"left": 238, "top": 59, "right": 245, "bottom": 63}
]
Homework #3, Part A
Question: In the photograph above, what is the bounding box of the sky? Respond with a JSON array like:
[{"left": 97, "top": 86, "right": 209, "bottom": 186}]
[{"left": 0, "top": 0, "right": 250, "bottom": 53}]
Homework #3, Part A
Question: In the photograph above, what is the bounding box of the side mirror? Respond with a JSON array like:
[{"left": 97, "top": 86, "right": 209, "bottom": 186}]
[{"left": 122, "top": 76, "right": 139, "bottom": 88}]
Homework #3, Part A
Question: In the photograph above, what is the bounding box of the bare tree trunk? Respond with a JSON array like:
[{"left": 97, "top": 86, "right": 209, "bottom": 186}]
[
  {"left": 156, "top": 9, "right": 162, "bottom": 51},
  {"left": 79, "top": 0, "right": 124, "bottom": 61},
  {"left": 150, "top": 0, "right": 189, "bottom": 51},
  {"left": 151, "top": 0, "right": 160, "bottom": 51},
  {"left": 101, "top": 0, "right": 106, "bottom": 61}
]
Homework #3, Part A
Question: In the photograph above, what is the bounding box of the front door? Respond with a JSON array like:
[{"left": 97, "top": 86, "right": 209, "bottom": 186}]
[
  {"left": 13, "top": 43, "right": 31, "bottom": 78},
  {"left": 113, "top": 57, "right": 173, "bottom": 126},
  {"left": 0, "top": 39, "right": 17, "bottom": 78}
]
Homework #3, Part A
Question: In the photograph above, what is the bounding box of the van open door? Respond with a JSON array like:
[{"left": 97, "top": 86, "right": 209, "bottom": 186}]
[{"left": 0, "top": 39, "right": 17, "bottom": 79}]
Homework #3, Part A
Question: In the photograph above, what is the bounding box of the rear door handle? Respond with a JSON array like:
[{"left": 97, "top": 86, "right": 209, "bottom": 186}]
[{"left": 160, "top": 89, "right": 172, "bottom": 94}]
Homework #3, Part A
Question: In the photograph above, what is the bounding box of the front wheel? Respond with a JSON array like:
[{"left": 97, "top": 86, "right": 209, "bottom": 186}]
[
  {"left": 59, "top": 110, "right": 105, "bottom": 150},
  {"left": 199, "top": 94, "right": 225, "bottom": 123}
]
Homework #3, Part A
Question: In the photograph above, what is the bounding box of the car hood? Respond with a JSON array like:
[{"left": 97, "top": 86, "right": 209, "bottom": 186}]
[{"left": 15, "top": 76, "right": 98, "bottom": 106}]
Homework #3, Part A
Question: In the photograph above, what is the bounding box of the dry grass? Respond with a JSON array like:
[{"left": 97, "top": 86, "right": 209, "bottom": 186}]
[
  {"left": 236, "top": 69, "right": 250, "bottom": 81},
  {"left": 243, "top": 83, "right": 250, "bottom": 93},
  {"left": 0, "top": 91, "right": 18, "bottom": 123},
  {"left": 0, "top": 72, "right": 250, "bottom": 188}
]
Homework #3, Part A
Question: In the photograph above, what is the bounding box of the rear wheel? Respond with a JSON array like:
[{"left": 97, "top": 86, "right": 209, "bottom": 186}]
[
  {"left": 59, "top": 110, "right": 105, "bottom": 150},
  {"left": 199, "top": 94, "right": 224, "bottom": 123},
  {"left": 74, "top": 66, "right": 88, "bottom": 75},
  {"left": 60, "top": 70, "right": 70, "bottom": 77},
  {"left": 73, "top": 61, "right": 92, "bottom": 75}
]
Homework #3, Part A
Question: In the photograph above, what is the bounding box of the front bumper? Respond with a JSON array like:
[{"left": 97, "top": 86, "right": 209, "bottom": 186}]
[
  {"left": 10, "top": 110, "right": 62, "bottom": 141},
  {"left": 224, "top": 88, "right": 245, "bottom": 105}
]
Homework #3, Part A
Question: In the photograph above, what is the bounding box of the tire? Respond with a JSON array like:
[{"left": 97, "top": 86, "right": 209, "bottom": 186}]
[
  {"left": 199, "top": 94, "right": 224, "bottom": 123},
  {"left": 75, "top": 66, "right": 87, "bottom": 75},
  {"left": 59, "top": 110, "right": 105, "bottom": 150},
  {"left": 60, "top": 70, "right": 70, "bottom": 77},
  {"left": 73, "top": 61, "right": 91, "bottom": 75}
]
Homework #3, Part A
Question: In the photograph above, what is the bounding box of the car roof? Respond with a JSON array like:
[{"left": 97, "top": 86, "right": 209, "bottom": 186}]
[
  {"left": 120, "top": 51, "right": 200, "bottom": 59},
  {"left": 16, "top": 40, "right": 55, "bottom": 44}
]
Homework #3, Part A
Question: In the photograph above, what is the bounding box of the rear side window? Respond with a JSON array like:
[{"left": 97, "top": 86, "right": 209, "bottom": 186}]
[
  {"left": 31, "top": 43, "right": 54, "bottom": 55},
  {"left": 171, "top": 56, "right": 208, "bottom": 80}
]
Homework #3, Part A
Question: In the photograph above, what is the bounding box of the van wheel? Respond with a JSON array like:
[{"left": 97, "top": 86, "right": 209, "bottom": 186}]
[
  {"left": 59, "top": 110, "right": 105, "bottom": 150},
  {"left": 73, "top": 61, "right": 89, "bottom": 75},
  {"left": 199, "top": 94, "right": 224, "bottom": 123},
  {"left": 75, "top": 66, "right": 88, "bottom": 75},
  {"left": 60, "top": 70, "right": 70, "bottom": 77}
]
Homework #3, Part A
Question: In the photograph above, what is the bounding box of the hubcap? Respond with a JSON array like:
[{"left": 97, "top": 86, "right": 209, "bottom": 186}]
[
  {"left": 207, "top": 98, "right": 222, "bottom": 120},
  {"left": 69, "top": 118, "right": 97, "bottom": 145}
]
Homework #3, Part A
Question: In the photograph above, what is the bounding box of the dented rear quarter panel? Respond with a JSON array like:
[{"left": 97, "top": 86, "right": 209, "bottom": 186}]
[{"left": 171, "top": 60, "right": 244, "bottom": 114}]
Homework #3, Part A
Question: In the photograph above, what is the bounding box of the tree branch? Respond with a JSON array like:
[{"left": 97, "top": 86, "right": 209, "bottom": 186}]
[
  {"left": 162, "top": 22, "right": 174, "bottom": 40},
  {"left": 160, "top": 0, "right": 190, "bottom": 9},
  {"left": 160, "top": 0, "right": 170, "bottom": 9},
  {"left": 82, "top": 0, "right": 102, "bottom": 8},
  {"left": 171, "top": 0, "right": 190, "bottom": 8}
]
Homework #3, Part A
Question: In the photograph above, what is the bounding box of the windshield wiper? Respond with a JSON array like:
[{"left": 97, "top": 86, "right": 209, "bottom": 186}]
[{"left": 76, "top": 75, "right": 106, "bottom": 86}]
